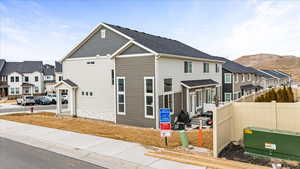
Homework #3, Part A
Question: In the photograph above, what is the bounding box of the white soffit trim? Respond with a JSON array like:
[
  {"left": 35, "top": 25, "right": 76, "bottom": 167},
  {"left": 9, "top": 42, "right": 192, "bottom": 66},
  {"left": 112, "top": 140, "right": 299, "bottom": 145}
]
[
  {"left": 181, "top": 83, "right": 218, "bottom": 89},
  {"left": 117, "top": 53, "right": 155, "bottom": 58},
  {"left": 54, "top": 81, "right": 77, "bottom": 89},
  {"left": 159, "top": 53, "right": 225, "bottom": 64},
  {"left": 258, "top": 69, "right": 278, "bottom": 79}
]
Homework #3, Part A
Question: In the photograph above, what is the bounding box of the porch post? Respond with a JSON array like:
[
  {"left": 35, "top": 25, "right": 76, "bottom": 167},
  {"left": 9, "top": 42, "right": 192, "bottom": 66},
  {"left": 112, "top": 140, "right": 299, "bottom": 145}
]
[
  {"left": 186, "top": 88, "right": 189, "bottom": 113},
  {"left": 56, "top": 89, "right": 62, "bottom": 115},
  {"left": 70, "top": 88, "right": 76, "bottom": 117}
]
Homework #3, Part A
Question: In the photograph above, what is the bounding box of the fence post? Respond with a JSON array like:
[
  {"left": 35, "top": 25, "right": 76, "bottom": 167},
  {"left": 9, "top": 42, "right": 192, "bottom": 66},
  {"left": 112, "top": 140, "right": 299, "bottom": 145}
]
[
  {"left": 272, "top": 101, "right": 277, "bottom": 130},
  {"left": 213, "top": 109, "right": 218, "bottom": 158}
]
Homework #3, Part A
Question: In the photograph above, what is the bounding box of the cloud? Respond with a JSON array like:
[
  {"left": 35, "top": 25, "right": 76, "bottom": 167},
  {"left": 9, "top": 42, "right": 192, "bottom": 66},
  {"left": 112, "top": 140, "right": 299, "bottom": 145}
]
[{"left": 221, "top": 0, "right": 300, "bottom": 59}]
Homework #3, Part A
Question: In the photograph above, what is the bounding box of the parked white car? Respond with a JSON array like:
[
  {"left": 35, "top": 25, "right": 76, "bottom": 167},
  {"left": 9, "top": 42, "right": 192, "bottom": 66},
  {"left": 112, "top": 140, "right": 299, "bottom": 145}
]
[
  {"left": 47, "top": 94, "right": 57, "bottom": 104},
  {"left": 17, "top": 96, "right": 35, "bottom": 106}
]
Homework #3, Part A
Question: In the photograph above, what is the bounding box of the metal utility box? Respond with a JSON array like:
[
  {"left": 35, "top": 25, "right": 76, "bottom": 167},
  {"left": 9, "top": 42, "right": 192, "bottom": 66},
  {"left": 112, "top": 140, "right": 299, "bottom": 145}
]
[{"left": 244, "top": 127, "right": 300, "bottom": 162}]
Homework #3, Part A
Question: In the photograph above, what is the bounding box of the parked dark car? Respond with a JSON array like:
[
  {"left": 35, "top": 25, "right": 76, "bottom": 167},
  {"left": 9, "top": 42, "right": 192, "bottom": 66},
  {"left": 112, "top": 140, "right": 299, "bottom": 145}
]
[
  {"left": 34, "top": 96, "right": 43, "bottom": 105},
  {"left": 35, "top": 96, "right": 52, "bottom": 105}
]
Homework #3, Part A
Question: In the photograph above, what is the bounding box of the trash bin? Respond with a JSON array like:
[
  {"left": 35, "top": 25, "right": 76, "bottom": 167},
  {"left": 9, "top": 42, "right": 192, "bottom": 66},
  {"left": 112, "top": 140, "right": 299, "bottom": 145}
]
[{"left": 179, "top": 130, "right": 189, "bottom": 147}]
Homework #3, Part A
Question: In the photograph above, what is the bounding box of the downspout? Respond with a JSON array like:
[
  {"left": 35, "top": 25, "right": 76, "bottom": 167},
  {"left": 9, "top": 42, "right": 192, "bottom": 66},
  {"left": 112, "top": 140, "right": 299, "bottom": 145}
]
[{"left": 155, "top": 54, "right": 160, "bottom": 129}]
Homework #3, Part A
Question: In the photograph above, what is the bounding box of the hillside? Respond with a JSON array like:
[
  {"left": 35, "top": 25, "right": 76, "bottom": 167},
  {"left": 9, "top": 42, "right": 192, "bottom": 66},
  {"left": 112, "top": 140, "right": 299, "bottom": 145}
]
[{"left": 235, "top": 54, "right": 300, "bottom": 82}]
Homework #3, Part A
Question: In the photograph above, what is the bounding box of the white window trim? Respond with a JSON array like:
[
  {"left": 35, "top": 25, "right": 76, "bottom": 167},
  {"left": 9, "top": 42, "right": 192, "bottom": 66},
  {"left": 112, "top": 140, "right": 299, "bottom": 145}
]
[
  {"left": 248, "top": 74, "right": 251, "bottom": 81},
  {"left": 203, "top": 63, "right": 209, "bottom": 73},
  {"left": 117, "top": 77, "right": 126, "bottom": 115},
  {"left": 235, "top": 74, "right": 239, "bottom": 83},
  {"left": 184, "top": 61, "right": 192, "bottom": 74},
  {"left": 224, "top": 93, "right": 232, "bottom": 102},
  {"left": 224, "top": 73, "right": 232, "bottom": 84},
  {"left": 144, "top": 77, "right": 155, "bottom": 119},
  {"left": 162, "top": 92, "right": 175, "bottom": 115},
  {"left": 242, "top": 74, "right": 245, "bottom": 82}
]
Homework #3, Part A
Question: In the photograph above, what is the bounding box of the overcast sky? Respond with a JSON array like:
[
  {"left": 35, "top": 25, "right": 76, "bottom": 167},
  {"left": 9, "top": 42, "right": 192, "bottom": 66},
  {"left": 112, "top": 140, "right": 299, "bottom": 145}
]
[{"left": 1, "top": 0, "right": 300, "bottom": 64}]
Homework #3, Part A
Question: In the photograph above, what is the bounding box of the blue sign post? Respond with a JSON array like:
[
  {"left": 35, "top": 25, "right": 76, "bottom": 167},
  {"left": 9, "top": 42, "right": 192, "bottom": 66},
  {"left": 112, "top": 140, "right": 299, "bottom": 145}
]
[
  {"left": 160, "top": 108, "right": 171, "bottom": 123},
  {"left": 160, "top": 108, "right": 171, "bottom": 146}
]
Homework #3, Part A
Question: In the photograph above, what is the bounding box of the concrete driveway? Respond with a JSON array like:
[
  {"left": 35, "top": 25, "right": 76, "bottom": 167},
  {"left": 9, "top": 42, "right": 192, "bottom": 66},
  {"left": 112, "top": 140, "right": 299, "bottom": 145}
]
[{"left": 0, "top": 103, "right": 68, "bottom": 114}]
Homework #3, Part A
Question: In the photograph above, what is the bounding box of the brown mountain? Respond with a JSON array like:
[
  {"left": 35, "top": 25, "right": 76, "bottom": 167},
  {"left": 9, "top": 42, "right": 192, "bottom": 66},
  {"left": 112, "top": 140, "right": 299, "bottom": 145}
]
[{"left": 235, "top": 53, "right": 300, "bottom": 82}]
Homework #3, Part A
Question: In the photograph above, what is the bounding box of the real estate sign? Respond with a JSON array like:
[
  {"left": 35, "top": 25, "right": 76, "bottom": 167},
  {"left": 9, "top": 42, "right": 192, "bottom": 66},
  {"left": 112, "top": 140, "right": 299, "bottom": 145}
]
[{"left": 160, "top": 108, "right": 171, "bottom": 137}]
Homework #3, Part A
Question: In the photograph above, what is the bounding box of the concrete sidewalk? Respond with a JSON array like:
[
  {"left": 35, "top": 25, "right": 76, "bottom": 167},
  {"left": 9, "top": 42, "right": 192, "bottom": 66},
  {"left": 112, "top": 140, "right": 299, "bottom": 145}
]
[{"left": 0, "top": 120, "right": 206, "bottom": 169}]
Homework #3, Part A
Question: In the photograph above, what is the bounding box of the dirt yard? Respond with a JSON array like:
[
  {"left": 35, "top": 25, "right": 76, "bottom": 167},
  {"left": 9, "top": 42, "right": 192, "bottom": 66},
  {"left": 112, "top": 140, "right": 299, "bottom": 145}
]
[
  {"left": 0, "top": 112, "right": 213, "bottom": 149},
  {"left": 0, "top": 99, "right": 16, "bottom": 104}
]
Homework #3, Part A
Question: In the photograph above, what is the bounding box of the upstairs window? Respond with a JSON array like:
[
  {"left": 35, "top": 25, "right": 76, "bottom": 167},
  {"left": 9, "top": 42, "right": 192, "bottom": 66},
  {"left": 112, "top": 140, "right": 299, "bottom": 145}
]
[
  {"left": 101, "top": 29, "right": 106, "bottom": 39},
  {"left": 35, "top": 76, "right": 39, "bottom": 82},
  {"left": 25, "top": 76, "right": 29, "bottom": 82},
  {"left": 10, "top": 77, "right": 14, "bottom": 82},
  {"left": 59, "top": 76, "right": 63, "bottom": 81},
  {"left": 203, "top": 63, "right": 209, "bottom": 73},
  {"left": 224, "top": 73, "right": 232, "bottom": 84},
  {"left": 164, "top": 78, "right": 172, "bottom": 92},
  {"left": 184, "top": 61, "right": 192, "bottom": 73},
  {"left": 247, "top": 74, "right": 251, "bottom": 81},
  {"left": 235, "top": 74, "right": 239, "bottom": 83},
  {"left": 15, "top": 76, "right": 19, "bottom": 82},
  {"left": 242, "top": 74, "right": 245, "bottom": 82},
  {"left": 215, "top": 64, "right": 220, "bottom": 73}
]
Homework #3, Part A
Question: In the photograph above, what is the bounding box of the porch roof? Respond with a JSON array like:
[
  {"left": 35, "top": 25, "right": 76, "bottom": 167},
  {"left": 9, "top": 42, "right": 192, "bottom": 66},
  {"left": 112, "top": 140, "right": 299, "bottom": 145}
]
[
  {"left": 181, "top": 79, "right": 218, "bottom": 89},
  {"left": 55, "top": 79, "right": 78, "bottom": 89},
  {"left": 21, "top": 83, "right": 34, "bottom": 87},
  {"left": 240, "top": 84, "right": 256, "bottom": 90}
]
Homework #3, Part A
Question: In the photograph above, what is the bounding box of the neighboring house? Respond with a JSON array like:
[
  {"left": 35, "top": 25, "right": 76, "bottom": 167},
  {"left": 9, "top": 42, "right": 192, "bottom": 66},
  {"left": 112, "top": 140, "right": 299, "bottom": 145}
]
[
  {"left": 43, "top": 64, "right": 56, "bottom": 94},
  {"left": 55, "top": 22, "right": 224, "bottom": 128},
  {"left": 0, "top": 59, "right": 8, "bottom": 98},
  {"left": 214, "top": 57, "right": 258, "bottom": 102},
  {"left": 247, "top": 67, "right": 274, "bottom": 89},
  {"left": 0, "top": 61, "right": 45, "bottom": 98},
  {"left": 260, "top": 69, "right": 290, "bottom": 87}
]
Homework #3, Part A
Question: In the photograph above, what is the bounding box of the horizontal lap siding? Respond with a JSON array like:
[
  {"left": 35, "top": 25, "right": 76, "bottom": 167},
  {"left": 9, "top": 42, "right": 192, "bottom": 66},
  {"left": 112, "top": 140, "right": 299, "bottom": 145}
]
[{"left": 116, "top": 56, "right": 156, "bottom": 128}]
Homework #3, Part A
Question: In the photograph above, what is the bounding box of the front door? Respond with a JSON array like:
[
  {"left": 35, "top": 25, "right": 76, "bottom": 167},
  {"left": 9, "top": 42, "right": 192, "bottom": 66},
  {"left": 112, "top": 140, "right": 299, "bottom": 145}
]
[{"left": 189, "top": 93, "right": 196, "bottom": 117}]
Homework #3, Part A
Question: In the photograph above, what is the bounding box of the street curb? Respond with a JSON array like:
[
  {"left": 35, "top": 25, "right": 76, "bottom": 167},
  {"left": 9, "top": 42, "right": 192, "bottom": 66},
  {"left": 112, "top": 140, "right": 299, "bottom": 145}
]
[{"left": 0, "top": 131, "right": 155, "bottom": 169}]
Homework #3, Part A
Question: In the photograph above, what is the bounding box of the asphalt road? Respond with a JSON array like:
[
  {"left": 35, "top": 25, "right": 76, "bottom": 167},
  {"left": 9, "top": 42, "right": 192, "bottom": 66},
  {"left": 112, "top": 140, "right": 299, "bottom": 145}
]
[
  {"left": 0, "top": 104, "right": 67, "bottom": 113},
  {"left": 0, "top": 137, "right": 106, "bottom": 169}
]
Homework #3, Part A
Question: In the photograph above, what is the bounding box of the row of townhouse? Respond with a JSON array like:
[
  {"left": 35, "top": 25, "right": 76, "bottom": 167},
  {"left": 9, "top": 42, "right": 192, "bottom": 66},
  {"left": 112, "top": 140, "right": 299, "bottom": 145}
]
[
  {"left": 0, "top": 60, "right": 63, "bottom": 98},
  {"left": 216, "top": 57, "right": 291, "bottom": 102},
  {"left": 54, "top": 23, "right": 291, "bottom": 129}
]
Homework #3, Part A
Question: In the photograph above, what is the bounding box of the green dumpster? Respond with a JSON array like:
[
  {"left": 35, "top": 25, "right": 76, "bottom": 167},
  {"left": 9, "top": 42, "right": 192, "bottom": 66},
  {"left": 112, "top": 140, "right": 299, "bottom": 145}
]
[
  {"left": 179, "top": 130, "right": 189, "bottom": 147},
  {"left": 244, "top": 127, "right": 300, "bottom": 162}
]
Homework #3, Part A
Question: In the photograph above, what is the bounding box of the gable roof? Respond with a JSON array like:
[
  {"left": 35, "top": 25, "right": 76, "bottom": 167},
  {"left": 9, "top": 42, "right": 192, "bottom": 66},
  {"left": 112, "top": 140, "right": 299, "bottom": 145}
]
[
  {"left": 273, "top": 70, "right": 290, "bottom": 78},
  {"left": 43, "top": 64, "right": 55, "bottom": 76},
  {"left": 181, "top": 79, "right": 218, "bottom": 88},
  {"left": 247, "top": 67, "right": 273, "bottom": 79},
  {"left": 0, "top": 59, "right": 6, "bottom": 74},
  {"left": 105, "top": 23, "right": 221, "bottom": 61},
  {"left": 62, "top": 22, "right": 224, "bottom": 63},
  {"left": 261, "top": 69, "right": 288, "bottom": 79},
  {"left": 0, "top": 61, "right": 43, "bottom": 75},
  {"left": 213, "top": 56, "right": 254, "bottom": 73},
  {"left": 55, "top": 61, "right": 62, "bottom": 73}
]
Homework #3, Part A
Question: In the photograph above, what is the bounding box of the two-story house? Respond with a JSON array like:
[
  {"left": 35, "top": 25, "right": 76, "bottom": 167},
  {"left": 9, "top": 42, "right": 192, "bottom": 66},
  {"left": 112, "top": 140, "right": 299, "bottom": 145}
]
[
  {"left": 214, "top": 57, "right": 259, "bottom": 102},
  {"left": 43, "top": 64, "right": 56, "bottom": 94},
  {"left": 260, "top": 69, "right": 290, "bottom": 87},
  {"left": 0, "top": 61, "right": 45, "bottom": 98},
  {"left": 0, "top": 59, "right": 8, "bottom": 98},
  {"left": 55, "top": 23, "right": 224, "bottom": 128}
]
